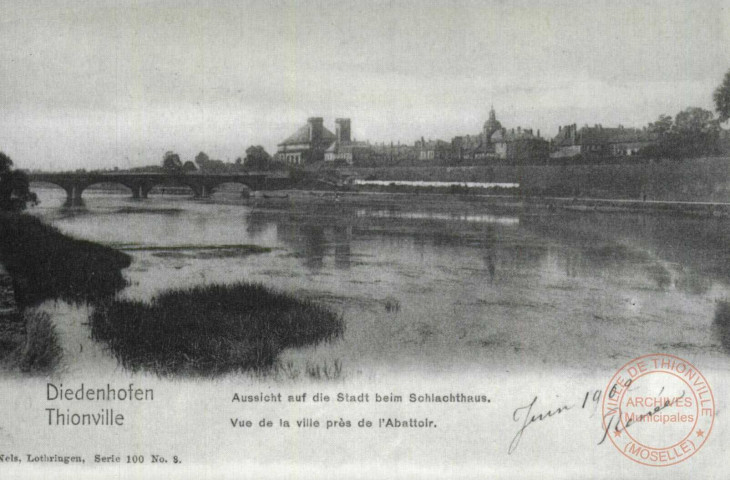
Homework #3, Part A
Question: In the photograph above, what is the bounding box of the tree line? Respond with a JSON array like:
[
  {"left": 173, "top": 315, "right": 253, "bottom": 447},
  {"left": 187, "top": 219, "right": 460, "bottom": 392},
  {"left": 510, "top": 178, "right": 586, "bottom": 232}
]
[
  {"left": 159, "top": 146, "right": 283, "bottom": 173},
  {"left": 638, "top": 70, "right": 730, "bottom": 159}
]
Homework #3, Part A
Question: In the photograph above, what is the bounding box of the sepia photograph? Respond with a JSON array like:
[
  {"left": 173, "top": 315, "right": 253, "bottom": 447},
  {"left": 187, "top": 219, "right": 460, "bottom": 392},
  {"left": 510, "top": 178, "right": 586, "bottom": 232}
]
[{"left": 0, "top": 0, "right": 728, "bottom": 478}]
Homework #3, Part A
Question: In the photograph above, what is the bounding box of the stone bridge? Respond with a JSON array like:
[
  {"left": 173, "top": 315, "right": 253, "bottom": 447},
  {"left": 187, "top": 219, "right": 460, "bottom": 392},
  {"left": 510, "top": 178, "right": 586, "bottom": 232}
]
[{"left": 29, "top": 171, "right": 291, "bottom": 204}]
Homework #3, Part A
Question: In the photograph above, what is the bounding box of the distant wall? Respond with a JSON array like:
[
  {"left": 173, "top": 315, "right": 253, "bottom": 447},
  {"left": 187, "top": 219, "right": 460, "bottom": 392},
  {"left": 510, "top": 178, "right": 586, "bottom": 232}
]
[{"left": 345, "top": 156, "right": 730, "bottom": 202}]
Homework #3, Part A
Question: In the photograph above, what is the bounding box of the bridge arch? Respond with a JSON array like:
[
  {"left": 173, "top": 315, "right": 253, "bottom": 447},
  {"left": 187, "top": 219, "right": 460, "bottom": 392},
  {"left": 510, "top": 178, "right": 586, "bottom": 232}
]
[
  {"left": 206, "top": 180, "right": 256, "bottom": 197},
  {"left": 30, "top": 179, "right": 71, "bottom": 192},
  {"left": 30, "top": 179, "right": 83, "bottom": 203},
  {"left": 140, "top": 179, "right": 206, "bottom": 198},
  {"left": 78, "top": 180, "right": 136, "bottom": 195}
]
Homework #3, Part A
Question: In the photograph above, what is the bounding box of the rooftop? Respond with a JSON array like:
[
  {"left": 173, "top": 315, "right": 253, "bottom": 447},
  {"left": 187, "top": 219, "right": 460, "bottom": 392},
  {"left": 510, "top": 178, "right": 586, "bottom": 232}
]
[{"left": 278, "top": 123, "right": 336, "bottom": 147}]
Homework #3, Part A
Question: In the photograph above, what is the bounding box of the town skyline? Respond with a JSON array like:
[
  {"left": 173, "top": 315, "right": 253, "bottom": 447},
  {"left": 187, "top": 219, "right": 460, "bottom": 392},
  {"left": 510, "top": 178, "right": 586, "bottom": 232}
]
[{"left": 1, "top": 0, "right": 728, "bottom": 170}]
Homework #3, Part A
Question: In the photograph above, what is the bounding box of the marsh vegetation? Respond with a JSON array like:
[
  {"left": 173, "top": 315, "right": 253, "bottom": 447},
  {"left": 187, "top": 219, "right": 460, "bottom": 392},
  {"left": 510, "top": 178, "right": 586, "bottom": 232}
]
[
  {"left": 90, "top": 282, "right": 344, "bottom": 375},
  {"left": 0, "top": 213, "right": 131, "bottom": 307}
]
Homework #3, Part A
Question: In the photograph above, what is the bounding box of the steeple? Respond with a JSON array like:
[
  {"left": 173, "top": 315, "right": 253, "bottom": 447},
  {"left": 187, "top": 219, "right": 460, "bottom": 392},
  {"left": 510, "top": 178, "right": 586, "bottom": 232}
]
[{"left": 483, "top": 105, "right": 502, "bottom": 143}]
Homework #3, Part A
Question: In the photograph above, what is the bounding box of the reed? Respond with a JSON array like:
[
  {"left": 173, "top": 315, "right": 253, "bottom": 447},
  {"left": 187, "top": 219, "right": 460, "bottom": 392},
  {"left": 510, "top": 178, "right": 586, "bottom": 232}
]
[
  {"left": 14, "top": 310, "right": 62, "bottom": 373},
  {"left": 89, "top": 282, "right": 344, "bottom": 375}
]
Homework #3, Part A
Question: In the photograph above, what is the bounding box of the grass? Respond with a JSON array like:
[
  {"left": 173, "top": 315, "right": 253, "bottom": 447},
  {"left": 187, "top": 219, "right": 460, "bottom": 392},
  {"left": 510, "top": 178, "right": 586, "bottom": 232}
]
[
  {"left": 14, "top": 310, "right": 62, "bottom": 373},
  {"left": 305, "top": 359, "right": 343, "bottom": 380},
  {"left": 0, "top": 213, "right": 131, "bottom": 307},
  {"left": 265, "top": 358, "right": 344, "bottom": 381},
  {"left": 89, "top": 282, "right": 344, "bottom": 376},
  {"left": 0, "top": 309, "right": 63, "bottom": 374}
]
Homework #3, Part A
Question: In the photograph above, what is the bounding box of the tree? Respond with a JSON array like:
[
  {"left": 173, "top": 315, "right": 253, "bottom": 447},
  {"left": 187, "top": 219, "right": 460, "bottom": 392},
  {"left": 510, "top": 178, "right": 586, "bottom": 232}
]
[
  {"left": 713, "top": 69, "right": 730, "bottom": 123},
  {"left": 162, "top": 151, "right": 183, "bottom": 171},
  {"left": 644, "top": 108, "right": 720, "bottom": 159},
  {"left": 193, "top": 151, "right": 227, "bottom": 172},
  {"left": 672, "top": 107, "right": 720, "bottom": 157},
  {"left": 0, "top": 151, "right": 38, "bottom": 211},
  {"left": 674, "top": 107, "right": 717, "bottom": 134},
  {"left": 182, "top": 160, "right": 197, "bottom": 172},
  {"left": 647, "top": 114, "right": 673, "bottom": 139},
  {"left": 194, "top": 151, "right": 210, "bottom": 169},
  {"left": 243, "top": 146, "right": 272, "bottom": 170},
  {"left": 0, "top": 151, "right": 12, "bottom": 172}
]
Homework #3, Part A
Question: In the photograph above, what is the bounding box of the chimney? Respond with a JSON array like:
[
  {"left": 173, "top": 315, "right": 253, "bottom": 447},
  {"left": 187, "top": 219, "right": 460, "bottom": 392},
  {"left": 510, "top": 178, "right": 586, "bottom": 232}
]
[
  {"left": 335, "top": 118, "right": 351, "bottom": 143},
  {"left": 559, "top": 125, "right": 562, "bottom": 132},
  {"left": 537, "top": 129, "right": 541, "bottom": 138},
  {"left": 307, "top": 117, "right": 323, "bottom": 143}
]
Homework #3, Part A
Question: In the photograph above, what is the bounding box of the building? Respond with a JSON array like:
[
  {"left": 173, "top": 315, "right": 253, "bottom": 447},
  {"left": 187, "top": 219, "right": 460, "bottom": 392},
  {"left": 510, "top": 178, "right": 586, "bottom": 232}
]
[
  {"left": 276, "top": 117, "right": 337, "bottom": 165},
  {"left": 551, "top": 124, "right": 657, "bottom": 159},
  {"left": 369, "top": 142, "right": 418, "bottom": 164},
  {"left": 451, "top": 106, "right": 502, "bottom": 162},
  {"left": 451, "top": 134, "right": 492, "bottom": 162},
  {"left": 491, "top": 127, "right": 549, "bottom": 163},
  {"left": 323, "top": 118, "right": 375, "bottom": 165},
  {"left": 482, "top": 106, "right": 502, "bottom": 145},
  {"left": 415, "top": 138, "right": 451, "bottom": 161}
]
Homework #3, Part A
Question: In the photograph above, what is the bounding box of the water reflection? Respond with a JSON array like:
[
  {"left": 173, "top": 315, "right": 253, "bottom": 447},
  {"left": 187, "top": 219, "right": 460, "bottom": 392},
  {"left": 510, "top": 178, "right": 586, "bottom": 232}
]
[
  {"left": 244, "top": 203, "right": 730, "bottom": 299},
  {"left": 62, "top": 198, "right": 86, "bottom": 209},
  {"left": 333, "top": 226, "right": 352, "bottom": 270},
  {"left": 521, "top": 214, "right": 730, "bottom": 294}
]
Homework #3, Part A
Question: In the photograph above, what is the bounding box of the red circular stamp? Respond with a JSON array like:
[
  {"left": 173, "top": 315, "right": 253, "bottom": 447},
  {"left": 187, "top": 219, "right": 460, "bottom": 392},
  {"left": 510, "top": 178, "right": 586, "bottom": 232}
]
[{"left": 602, "top": 353, "right": 715, "bottom": 467}]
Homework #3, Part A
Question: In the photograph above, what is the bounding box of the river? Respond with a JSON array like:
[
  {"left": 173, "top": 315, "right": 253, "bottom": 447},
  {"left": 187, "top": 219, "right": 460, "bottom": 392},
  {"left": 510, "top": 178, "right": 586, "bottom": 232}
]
[{"left": 28, "top": 187, "right": 730, "bottom": 379}]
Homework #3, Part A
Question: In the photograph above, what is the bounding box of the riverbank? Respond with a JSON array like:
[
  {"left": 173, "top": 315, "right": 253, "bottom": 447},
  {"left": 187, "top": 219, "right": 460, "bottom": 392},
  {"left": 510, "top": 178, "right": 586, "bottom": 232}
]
[
  {"left": 254, "top": 189, "right": 730, "bottom": 218},
  {"left": 1, "top": 212, "right": 345, "bottom": 376},
  {"left": 0, "top": 213, "right": 132, "bottom": 307},
  {"left": 327, "top": 156, "right": 730, "bottom": 202}
]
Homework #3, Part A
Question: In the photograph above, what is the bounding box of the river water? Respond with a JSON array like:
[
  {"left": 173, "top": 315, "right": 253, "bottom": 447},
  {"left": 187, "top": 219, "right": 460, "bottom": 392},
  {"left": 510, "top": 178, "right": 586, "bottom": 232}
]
[{"left": 29, "top": 187, "right": 730, "bottom": 379}]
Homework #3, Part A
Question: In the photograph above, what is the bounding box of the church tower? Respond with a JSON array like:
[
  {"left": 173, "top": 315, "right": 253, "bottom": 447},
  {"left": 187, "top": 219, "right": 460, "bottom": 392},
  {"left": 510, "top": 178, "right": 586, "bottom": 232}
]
[{"left": 483, "top": 106, "right": 502, "bottom": 145}]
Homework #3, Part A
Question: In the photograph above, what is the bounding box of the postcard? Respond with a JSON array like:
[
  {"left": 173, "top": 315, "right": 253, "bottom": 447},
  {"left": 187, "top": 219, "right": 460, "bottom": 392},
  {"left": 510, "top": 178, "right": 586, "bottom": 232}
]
[{"left": 0, "top": 1, "right": 728, "bottom": 478}]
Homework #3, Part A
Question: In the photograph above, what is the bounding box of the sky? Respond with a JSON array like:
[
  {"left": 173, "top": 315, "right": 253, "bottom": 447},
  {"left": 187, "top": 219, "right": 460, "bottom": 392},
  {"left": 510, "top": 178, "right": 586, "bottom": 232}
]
[{"left": 1, "top": 0, "right": 728, "bottom": 171}]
